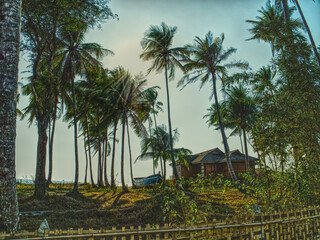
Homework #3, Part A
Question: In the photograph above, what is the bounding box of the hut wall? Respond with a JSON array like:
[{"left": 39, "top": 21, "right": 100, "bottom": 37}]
[{"left": 181, "top": 164, "right": 201, "bottom": 178}]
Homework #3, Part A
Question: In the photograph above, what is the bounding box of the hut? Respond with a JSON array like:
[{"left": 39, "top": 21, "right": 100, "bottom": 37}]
[{"left": 176, "top": 148, "right": 258, "bottom": 179}]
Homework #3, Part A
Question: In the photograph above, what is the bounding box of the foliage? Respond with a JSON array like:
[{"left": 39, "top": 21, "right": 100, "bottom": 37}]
[{"left": 159, "top": 184, "right": 202, "bottom": 226}]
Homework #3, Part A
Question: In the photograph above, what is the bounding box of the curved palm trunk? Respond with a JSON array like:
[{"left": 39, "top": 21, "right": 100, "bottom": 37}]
[
  {"left": 110, "top": 120, "right": 118, "bottom": 189},
  {"left": 242, "top": 128, "right": 249, "bottom": 171},
  {"left": 121, "top": 115, "right": 129, "bottom": 192},
  {"left": 85, "top": 117, "right": 95, "bottom": 187},
  {"left": 34, "top": 117, "right": 49, "bottom": 197},
  {"left": 153, "top": 111, "right": 163, "bottom": 175},
  {"left": 71, "top": 76, "right": 79, "bottom": 192},
  {"left": 47, "top": 105, "right": 57, "bottom": 186},
  {"left": 211, "top": 73, "right": 237, "bottom": 182},
  {"left": 0, "top": 1, "right": 21, "bottom": 231},
  {"left": 126, "top": 119, "right": 136, "bottom": 188},
  {"left": 293, "top": 0, "right": 320, "bottom": 68},
  {"left": 164, "top": 64, "right": 180, "bottom": 181},
  {"left": 104, "top": 130, "right": 110, "bottom": 187}
]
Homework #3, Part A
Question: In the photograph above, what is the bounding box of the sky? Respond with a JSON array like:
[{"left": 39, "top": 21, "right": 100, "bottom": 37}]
[{"left": 16, "top": 0, "right": 320, "bottom": 184}]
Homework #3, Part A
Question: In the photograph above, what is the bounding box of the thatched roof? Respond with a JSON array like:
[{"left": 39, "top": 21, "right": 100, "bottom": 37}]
[{"left": 184, "top": 148, "right": 259, "bottom": 165}]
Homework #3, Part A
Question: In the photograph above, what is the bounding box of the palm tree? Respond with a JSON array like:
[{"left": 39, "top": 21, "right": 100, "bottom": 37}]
[
  {"left": 113, "top": 67, "right": 148, "bottom": 192},
  {"left": 140, "top": 22, "right": 186, "bottom": 181},
  {"left": 274, "top": 0, "right": 320, "bottom": 66},
  {"left": 204, "top": 85, "right": 257, "bottom": 171},
  {"left": 246, "top": 2, "right": 304, "bottom": 56},
  {"left": 57, "top": 24, "right": 113, "bottom": 192},
  {"left": 0, "top": 0, "right": 21, "bottom": 232},
  {"left": 178, "top": 32, "right": 249, "bottom": 182},
  {"left": 136, "top": 125, "right": 191, "bottom": 182}
]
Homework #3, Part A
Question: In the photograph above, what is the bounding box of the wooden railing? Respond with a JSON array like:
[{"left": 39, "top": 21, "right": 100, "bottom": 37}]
[{"left": 1, "top": 207, "right": 320, "bottom": 239}]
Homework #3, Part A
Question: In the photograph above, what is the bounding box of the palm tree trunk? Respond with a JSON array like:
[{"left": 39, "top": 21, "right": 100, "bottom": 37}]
[
  {"left": 121, "top": 115, "right": 129, "bottom": 192},
  {"left": 239, "top": 130, "right": 244, "bottom": 154},
  {"left": 47, "top": 104, "right": 57, "bottom": 186},
  {"left": 71, "top": 76, "right": 79, "bottom": 192},
  {"left": 97, "top": 132, "right": 103, "bottom": 187},
  {"left": 281, "top": 0, "right": 290, "bottom": 22},
  {"left": 242, "top": 128, "right": 249, "bottom": 171},
  {"left": 211, "top": 73, "right": 237, "bottom": 182},
  {"left": 34, "top": 116, "right": 49, "bottom": 197},
  {"left": 84, "top": 136, "right": 88, "bottom": 184},
  {"left": 148, "top": 118, "right": 155, "bottom": 174},
  {"left": 164, "top": 64, "right": 180, "bottom": 181},
  {"left": 85, "top": 117, "right": 95, "bottom": 187},
  {"left": 293, "top": 0, "right": 320, "bottom": 68},
  {"left": 163, "top": 157, "right": 167, "bottom": 183},
  {"left": 126, "top": 119, "right": 136, "bottom": 188},
  {"left": 104, "top": 130, "right": 110, "bottom": 187},
  {"left": 0, "top": 0, "right": 21, "bottom": 231},
  {"left": 111, "top": 120, "right": 118, "bottom": 189}
]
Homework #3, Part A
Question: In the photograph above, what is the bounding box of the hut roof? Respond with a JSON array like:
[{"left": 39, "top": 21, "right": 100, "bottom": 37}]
[{"left": 185, "top": 148, "right": 259, "bottom": 165}]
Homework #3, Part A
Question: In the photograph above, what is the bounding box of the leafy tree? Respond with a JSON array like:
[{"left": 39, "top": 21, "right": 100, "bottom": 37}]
[
  {"left": 178, "top": 32, "right": 248, "bottom": 182},
  {"left": 140, "top": 22, "right": 186, "bottom": 181}
]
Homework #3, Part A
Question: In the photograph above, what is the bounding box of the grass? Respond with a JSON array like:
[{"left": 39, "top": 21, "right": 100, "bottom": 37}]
[{"left": 17, "top": 182, "right": 256, "bottom": 231}]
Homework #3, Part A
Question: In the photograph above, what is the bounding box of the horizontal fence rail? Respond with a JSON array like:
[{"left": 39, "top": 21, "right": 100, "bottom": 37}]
[{"left": 1, "top": 206, "right": 320, "bottom": 239}]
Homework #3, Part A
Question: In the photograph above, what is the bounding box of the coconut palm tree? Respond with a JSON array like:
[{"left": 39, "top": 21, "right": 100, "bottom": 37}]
[
  {"left": 136, "top": 125, "right": 191, "bottom": 182},
  {"left": 274, "top": 0, "right": 320, "bottom": 66},
  {"left": 178, "top": 32, "right": 249, "bottom": 182},
  {"left": 246, "top": 2, "right": 304, "bottom": 56},
  {"left": 57, "top": 24, "right": 113, "bottom": 192},
  {"left": 204, "top": 85, "right": 257, "bottom": 171},
  {"left": 140, "top": 22, "right": 186, "bottom": 181},
  {"left": 0, "top": 0, "right": 21, "bottom": 232}
]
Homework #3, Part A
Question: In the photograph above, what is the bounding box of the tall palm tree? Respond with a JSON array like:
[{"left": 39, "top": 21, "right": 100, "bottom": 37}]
[
  {"left": 0, "top": 0, "right": 21, "bottom": 232},
  {"left": 113, "top": 68, "right": 148, "bottom": 192},
  {"left": 136, "top": 125, "right": 191, "bottom": 182},
  {"left": 57, "top": 24, "right": 113, "bottom": 191},
  {"left": 140, "top": 22, "right": 186, "bottom": 181},
  {"left": 178, "top": 32, "right": 248, "bottom": 182}
]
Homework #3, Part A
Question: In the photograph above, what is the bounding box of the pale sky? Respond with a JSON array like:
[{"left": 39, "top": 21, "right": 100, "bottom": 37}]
[{"left": 16, "top": 0, "right": 320, "bottom": 184}]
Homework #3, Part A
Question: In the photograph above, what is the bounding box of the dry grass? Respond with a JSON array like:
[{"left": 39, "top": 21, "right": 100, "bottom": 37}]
[{"left": 17, "top": 183, "right": 255, "bottom": 231}]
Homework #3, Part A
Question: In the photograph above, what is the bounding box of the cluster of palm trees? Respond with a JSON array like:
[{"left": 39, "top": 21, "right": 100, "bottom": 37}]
[{"left": 21, "top": 0, "right": 320, "bottom": 197}]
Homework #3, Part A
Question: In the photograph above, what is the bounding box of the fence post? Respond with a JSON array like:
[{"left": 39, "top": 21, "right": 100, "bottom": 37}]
[
  {"left": 138, "top": 225, "right": 142, "bottom": 240},
  {"left": 112, "top": 227, "right": 117, "bottom": 240},
  {"left": 130, "top": 226, "right": 134, "bottom": 240},
  {"left": 163, "top": 224, "right": 169, "bottom": 239},
  {"left": 155, "top": 224, "right": 160, "bottom": 240},
  {"left": 120, "top": 226, "right": 126, "bottom": 240}
]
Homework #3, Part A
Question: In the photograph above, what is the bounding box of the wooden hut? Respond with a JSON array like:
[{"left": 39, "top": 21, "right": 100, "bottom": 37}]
[{"left": 176, "top": 148, "right": 258, "bottom": 179}]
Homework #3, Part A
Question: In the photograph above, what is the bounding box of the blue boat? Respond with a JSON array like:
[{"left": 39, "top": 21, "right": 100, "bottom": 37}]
[{"left": 134, "top": 174, "right": 162, "bottom": 186}]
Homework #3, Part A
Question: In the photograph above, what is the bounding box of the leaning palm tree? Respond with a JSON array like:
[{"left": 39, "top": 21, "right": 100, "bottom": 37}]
[
  {"left": 140, "top": 22, "right": 186, "bottom": 181},
  {"left": 204, "top": 85, "right": 257, "bottom": 171},
  {"left": 178, "top": 32, "right": 249, "bottom": 182},
  {"left": 136, "top": 125, "right": 191, "bottom": 182},
  {"left": 57, "top": 24, "right": 113, "bottom": 192}
]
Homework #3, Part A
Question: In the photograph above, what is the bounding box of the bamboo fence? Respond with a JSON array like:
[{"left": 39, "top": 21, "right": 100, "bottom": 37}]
[{"left": 1, "top": 206, "right": 320, "bottom": 239}]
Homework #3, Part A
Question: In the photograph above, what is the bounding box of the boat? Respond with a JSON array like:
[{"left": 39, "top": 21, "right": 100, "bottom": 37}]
[{"left": 134, "top": 174, "right": 162, "bottom": 186}]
